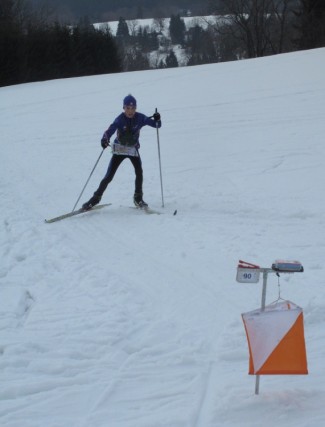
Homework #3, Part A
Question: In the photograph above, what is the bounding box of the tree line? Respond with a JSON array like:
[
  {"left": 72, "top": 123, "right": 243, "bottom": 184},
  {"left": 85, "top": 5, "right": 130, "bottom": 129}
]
[
  {"left": 113, "top": 15, "right": 220, "bottom": 71},
  {"left": 208, "top": 0, "right": 325, "bottom": 58},
  {"left": 113, "top": 0, "right": 324, "bottom": 72},
  {"left": 1, "top": 0, "right": 324, "bottom": 87},
  {"left": 0, "top": 0, "right": 121, "bottom": 87}
]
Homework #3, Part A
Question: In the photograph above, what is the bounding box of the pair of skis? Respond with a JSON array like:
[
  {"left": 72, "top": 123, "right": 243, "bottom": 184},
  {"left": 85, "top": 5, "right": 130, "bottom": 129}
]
[{"left": 45, "top": 203, "right": 162, "bottom": 223}]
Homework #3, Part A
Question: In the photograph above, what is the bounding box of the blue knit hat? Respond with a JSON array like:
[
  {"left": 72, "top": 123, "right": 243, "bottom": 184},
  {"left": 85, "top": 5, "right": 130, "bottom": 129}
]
[{"left": 123, "top": 94, "right": 137, "bottom": 107}]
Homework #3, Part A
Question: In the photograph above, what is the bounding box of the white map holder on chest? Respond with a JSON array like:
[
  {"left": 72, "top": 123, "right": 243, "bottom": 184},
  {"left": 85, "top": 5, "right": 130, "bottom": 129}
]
[{"left": 112, "top": 141, "right": 139, "bottom": 157}]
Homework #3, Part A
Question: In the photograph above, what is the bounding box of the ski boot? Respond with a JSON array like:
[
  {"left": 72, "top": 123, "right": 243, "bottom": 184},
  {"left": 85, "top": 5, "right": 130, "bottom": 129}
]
[
  {"left": 133, "top": 192, "right": 148, "bottom": 209},
  {"left": 82, "top": 194, "right": 101, "bottom": 211}
]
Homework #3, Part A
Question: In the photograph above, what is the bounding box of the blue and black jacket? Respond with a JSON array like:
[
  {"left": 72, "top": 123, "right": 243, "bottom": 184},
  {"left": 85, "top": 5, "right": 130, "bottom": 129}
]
[{"left": 103, "top": 112, "right": 161, "bottom": 148}]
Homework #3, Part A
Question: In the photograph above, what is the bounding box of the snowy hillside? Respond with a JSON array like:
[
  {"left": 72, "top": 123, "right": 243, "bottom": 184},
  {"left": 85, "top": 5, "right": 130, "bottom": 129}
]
[{"left": 1, "top": 48, "right": 325, "bottom": 427}]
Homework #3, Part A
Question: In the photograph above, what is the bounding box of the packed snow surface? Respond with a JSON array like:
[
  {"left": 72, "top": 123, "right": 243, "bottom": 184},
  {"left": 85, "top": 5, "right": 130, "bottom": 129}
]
[{"left": 1, "top": 48, "right": 325, "bottom": 427}]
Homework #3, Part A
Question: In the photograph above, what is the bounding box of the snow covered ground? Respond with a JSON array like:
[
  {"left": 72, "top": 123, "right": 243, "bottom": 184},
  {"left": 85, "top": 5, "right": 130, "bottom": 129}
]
[{"left": 1, "top": 48, "right": 325, "bottom": 427}]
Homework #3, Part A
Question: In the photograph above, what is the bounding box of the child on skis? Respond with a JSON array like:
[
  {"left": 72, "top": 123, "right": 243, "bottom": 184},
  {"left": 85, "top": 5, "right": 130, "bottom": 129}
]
[{"left": 82, "top": 94, "right": 161, "bottom": 210}]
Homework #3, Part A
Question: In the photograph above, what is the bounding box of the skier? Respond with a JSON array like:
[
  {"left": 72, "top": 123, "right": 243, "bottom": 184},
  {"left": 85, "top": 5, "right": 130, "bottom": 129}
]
[{"left": 82, "top": 94, "right": 161, "bottom": 211}]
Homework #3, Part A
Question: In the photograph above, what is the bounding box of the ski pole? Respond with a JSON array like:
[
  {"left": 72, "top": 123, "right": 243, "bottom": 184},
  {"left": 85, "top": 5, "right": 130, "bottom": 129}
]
[
  {"left": 72, "top": 149, "right": 105, "bottom": 212},
  {"left": 155, "top": 108, "right": 165, "bottom": 208}
]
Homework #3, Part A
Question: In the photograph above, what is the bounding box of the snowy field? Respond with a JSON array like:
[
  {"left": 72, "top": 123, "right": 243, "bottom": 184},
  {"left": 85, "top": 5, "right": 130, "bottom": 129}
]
[{"left": 1, "top": 48, "right": 325, "bottom": 426}]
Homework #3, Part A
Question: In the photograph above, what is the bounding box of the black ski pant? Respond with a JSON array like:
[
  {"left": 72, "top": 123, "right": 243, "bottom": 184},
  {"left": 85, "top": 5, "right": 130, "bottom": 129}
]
[{"left": 94, "top": 154, "right": 143, "bottom": 198}]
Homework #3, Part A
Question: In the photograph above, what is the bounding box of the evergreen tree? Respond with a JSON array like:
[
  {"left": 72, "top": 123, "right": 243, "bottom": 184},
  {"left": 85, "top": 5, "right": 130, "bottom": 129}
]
[
  {"left": 0, "top": 0, "right": 25, "bottom": 85},
  {"left": 49, "top": 23, "right": 73, "bottom": 78},
  {"left": 136, "top": 26, "right": 159, "bottom": 52},
  {"left": 124, "top": 48, "right": 149, "bottom": 71},
  {"left": 165, "top": 50, "right": 178, "bottom": 68},
  {"left": 116, "top": 17, "right": 129, "bottom": 38},
  {"left": 71, "top": 24, "right": 121, "bottom": 77},
  {"left": 186, "top": 25, "right": 218, "bottom": 65},
  {"left": 0, "top": 2, "right": 122, "bottom": 87},
  {"left": 169, "top": 14, "right": 186, "bottom": 45}
]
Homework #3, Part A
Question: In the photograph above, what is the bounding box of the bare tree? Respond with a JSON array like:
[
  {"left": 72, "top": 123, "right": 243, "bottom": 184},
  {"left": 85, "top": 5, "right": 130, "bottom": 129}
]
[
  {"left": 152, "top": 17, "right": 165, "bottom": 33},
  {"left": 267, "top": 0, "right": 296, "bottom": 54},
  {"left": 128, "top": 19, "right": 139, "bottom": 37},
  {"left": 208, "top": 0, "right": 296, "bottom": 58}
]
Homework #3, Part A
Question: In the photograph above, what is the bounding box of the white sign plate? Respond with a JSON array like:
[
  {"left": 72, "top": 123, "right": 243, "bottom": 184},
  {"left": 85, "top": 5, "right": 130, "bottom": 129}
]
[{"left": 236, "top": 268, "right": 260, "bottom": 283}]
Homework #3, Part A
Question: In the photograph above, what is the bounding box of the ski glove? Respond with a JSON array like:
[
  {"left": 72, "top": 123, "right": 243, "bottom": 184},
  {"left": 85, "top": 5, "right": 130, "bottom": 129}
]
[
  {"left": 153, "top": 112, "right": 161, "bottom": 121},
  {"left": 101, "top": 136, "right": 110, "bottom": 149}
]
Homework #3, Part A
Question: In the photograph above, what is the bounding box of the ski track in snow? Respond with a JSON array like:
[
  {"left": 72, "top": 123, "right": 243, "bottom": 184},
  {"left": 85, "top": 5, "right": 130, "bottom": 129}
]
[{"left": 1, "top": 48, "right": 325, "bottom": 426}]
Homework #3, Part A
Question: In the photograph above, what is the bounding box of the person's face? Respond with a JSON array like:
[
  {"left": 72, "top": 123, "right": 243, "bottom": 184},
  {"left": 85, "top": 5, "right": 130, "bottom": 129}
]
[{"left": 124, "top": 105, "right": 136, "bottom": 118}]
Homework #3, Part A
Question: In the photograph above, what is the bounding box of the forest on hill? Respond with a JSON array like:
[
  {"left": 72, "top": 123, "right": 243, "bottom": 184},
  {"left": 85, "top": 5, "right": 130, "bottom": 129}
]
[{"left": 1, "top": 0, "right": 324, "bottom": 87}]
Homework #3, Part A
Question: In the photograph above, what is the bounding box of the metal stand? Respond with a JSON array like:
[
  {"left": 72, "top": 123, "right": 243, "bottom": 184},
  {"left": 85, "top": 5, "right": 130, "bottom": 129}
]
[
  {"left": 255, "top": 268, "right": 273, "bottom": 395},
  {"left": 237, "top": 260, "right": 303, "bottom": 395}
]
